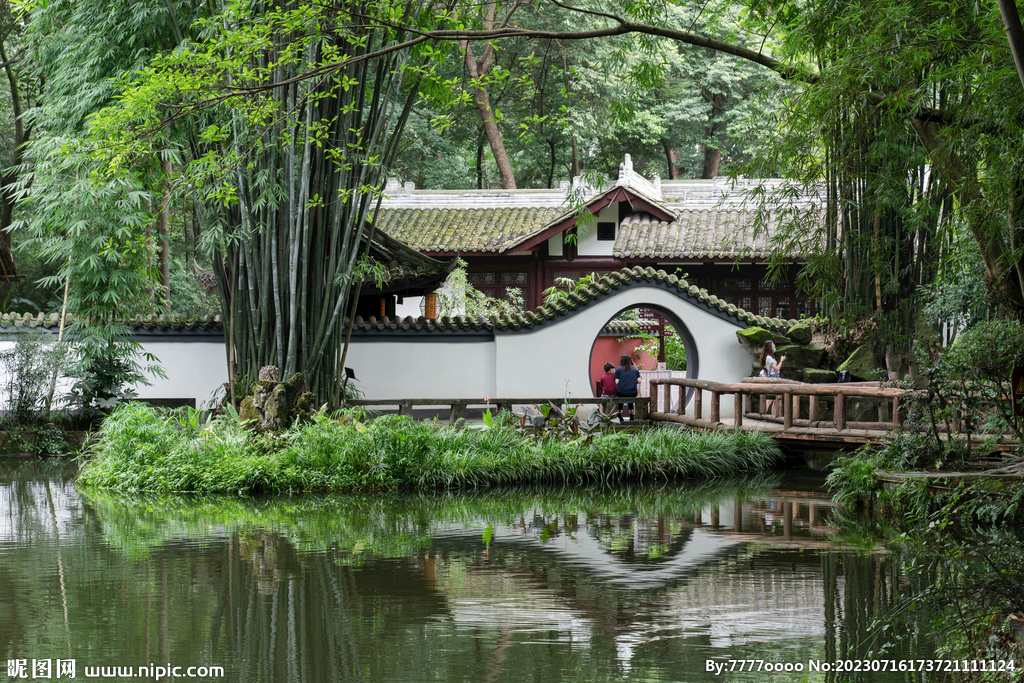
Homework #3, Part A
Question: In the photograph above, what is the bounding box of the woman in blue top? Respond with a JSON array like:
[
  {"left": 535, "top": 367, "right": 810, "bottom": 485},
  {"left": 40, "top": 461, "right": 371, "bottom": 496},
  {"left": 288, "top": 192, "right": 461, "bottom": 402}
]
[{"left": 615, "top": 354, "right": 642, "bottom": 421}]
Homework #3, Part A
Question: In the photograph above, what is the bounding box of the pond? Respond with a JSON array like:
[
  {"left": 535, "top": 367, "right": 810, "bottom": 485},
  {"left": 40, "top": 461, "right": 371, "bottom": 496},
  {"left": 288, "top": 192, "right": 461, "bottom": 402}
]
[{"left": 0, "top": 459, "right": 933, "bottom": 682}]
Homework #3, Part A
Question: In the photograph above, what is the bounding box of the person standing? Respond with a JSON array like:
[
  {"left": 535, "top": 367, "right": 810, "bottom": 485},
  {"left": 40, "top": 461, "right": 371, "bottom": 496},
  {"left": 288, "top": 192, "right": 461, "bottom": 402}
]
[{"left": 615, "top": 354, "right": 641, "bottom": 421}]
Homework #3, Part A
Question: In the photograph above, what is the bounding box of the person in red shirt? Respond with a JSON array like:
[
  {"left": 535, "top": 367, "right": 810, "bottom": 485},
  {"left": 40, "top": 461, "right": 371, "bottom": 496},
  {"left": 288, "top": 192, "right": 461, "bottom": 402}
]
[{"left": 600, "top": 362, "right": 616, "bottom": 397}]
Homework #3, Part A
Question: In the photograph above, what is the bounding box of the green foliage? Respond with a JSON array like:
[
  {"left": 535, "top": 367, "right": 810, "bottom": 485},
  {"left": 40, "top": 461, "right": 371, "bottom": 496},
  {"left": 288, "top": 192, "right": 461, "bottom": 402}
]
[
  {"left": 164, "top": 258, "right": 219, "bottom": 319},
  {"left": 14, "top": 135, "right": 165, "bottom": 412},
  {"left": 81, "top": 0, "right": 467, "bottom": 405},
  {"left": 78, "top": 403, "right": 782, "bottom": 494},
  {"left": 887, "top": 319, "right": 1024, "bottom": 467},
  {"left": 436, "top": 258, "right": 524, "bottom": 317},
  {"left": 827, "top": 474, "right": 1024, "bottom": 674},
  {"left": 542, "top": 273, "right": 597, "bottom": 305},
  {"left": 0, "top": 327, "right": 71, "bottom": 418}
]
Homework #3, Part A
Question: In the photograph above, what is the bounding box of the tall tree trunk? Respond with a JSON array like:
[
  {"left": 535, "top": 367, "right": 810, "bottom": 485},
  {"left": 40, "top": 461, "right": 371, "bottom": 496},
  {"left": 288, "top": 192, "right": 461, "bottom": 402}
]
[
  {"left": 661, "top": 139, "right": 680, "bottom": 179},
  {"left": 157, "top": 158, "right": 172, "bottom": 304},
  {"left": 476, "top": 133, "right": 486, "bottom": 189},
  {"left": 998, "top": 0, "right": 1024, "bottom": 93},
  {"left": 0, "top": 38, "right": 26, "bottom": 284},
  {"left": 462, "top": 41, "right": 516, "bottom": 189},
  {"left": 546, "top": 138, "right": 556, "bottom": 188},
  {"left": 570, "top": 136, "right": 580, "bottom": 178},
  {"left": 701, "top": 91, "right": 727, "bottom": 179},
  {"left": 910, "top": 117, "right": 1024, "bottom": 310},
  {"left": 459, "top": 1, "right": 517, "bottom": 189}
]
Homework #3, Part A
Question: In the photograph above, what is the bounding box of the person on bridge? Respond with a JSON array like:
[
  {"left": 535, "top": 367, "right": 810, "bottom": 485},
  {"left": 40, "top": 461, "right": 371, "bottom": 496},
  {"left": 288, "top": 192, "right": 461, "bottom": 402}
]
[
  {"left": 760, "top": 340, "right": 786, "bottom": 416},
  {"left": 615, "top": 354, "right": 641, "bottom": 421}
]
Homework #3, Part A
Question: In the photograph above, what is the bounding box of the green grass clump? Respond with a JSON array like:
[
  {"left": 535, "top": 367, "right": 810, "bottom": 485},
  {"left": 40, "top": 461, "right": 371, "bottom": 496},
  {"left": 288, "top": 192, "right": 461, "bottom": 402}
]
[{"left": 77, "top": 403, "right": 783, "bottom": 494}]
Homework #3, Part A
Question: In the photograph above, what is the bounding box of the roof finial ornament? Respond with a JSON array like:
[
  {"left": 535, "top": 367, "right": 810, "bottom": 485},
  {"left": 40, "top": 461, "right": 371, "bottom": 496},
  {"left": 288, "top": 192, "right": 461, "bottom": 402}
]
[{"left": 621, "top": 153, "right": 633, "bottom": 174}]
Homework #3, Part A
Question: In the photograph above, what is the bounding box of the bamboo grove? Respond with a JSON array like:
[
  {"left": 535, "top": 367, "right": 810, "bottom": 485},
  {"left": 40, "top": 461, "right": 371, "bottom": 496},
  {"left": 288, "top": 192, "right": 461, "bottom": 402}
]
[
  {"left": 87, "top": 0, "right": 439, "bottom": 405},
  {"left": 201, "top": 3, "right": 424, "bottom": 405}
]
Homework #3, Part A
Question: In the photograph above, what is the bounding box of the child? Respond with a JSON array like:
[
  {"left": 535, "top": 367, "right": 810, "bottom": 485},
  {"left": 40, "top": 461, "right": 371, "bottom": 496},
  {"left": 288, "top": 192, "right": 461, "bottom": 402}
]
[{"left": 600, "top": 362, "right": 616, "bottom": 397}]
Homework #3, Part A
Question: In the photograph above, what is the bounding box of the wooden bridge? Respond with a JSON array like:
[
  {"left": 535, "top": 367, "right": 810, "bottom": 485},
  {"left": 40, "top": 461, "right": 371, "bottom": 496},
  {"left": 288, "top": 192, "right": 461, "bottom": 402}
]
[
  {"left": 348, "top": 379, "right": 1012, "bottom": 451},
  {"left": 648, "top": 377, "right": 907, "bottom": 448}
]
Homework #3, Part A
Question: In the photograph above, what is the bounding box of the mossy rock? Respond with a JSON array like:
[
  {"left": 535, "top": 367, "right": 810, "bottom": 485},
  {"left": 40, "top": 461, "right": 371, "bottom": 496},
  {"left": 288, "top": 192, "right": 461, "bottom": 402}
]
[
  {"left": 239, "top": 396, "right": 259, "bottom": 424},
  {"left": 837, "top": 344, "right": 884, "bottom": 381},
  {"left": 785, "top": 322, "right": 813, "bottom": 345},
  {"left": 775, "top": 344, "right": 826, "bottom": 369},
  {"left": 802, "top": 368, "right": 837, "bottom": 384},
  {"left": 736, "top": 326, "right": 776, "bottom": 347}
]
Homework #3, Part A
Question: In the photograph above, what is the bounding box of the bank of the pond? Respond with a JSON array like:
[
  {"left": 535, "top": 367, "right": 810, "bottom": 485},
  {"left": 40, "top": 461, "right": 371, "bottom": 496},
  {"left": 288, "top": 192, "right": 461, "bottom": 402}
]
[
  {"left": 77, "top": 403, "right": 783, "bottom": 494},
  {"left": 827, "top": 453, "right": 1024, "bottom": 674}
]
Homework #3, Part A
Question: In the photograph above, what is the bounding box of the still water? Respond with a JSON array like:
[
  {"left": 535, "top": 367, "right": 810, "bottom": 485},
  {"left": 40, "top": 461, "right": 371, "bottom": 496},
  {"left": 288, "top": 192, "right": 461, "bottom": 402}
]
[{"left": 0, "top": 459, "right": 932, "bottom": 682}]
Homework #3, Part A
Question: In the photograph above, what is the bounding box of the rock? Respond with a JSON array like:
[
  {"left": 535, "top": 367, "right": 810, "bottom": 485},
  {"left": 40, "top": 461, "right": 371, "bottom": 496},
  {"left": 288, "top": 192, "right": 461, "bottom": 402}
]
[
  {"left": 785, "top": 322, "right": 813, "bottom": 345},
  {"left": 239, "top": 365, "right": 316, "bottom": 432},
  {"left": 776, "top": 344, "right": 826, "bottom": 368},
  {"left": 802, "top": 368, "right": 837, "bottom": 384},
  {"left": 775, "top": 343, "right": 826, "bottom": 380},
  {"left": 838, "top": 345, "right": 884, "bottom": 381},
  {"left": 736, "top": 327, "right": 776, "bottom": 347},
  {"left": 258, "top": 366, "right": 281, "bottom": 383}
]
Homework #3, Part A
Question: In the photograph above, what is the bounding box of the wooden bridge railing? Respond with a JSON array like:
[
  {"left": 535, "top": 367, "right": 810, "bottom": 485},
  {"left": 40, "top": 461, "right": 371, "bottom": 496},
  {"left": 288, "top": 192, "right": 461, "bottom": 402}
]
[
  {"left": 347, "top": 397, "right": 651, "bottom": 424},
  {"left": 648, "top": 377, "right": 907, "bottom": 434}
]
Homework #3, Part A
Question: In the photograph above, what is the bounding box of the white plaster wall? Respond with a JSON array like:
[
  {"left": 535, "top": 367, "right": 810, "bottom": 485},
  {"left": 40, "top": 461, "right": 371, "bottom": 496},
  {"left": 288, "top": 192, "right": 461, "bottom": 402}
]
[
  {"left": 120, "top": 286, "right": 750, "bottom": 413},
  {"left": 343, "top": 339, "right": 497, "bottom": 399},
  {"left": 395, "top": 296, "right": 425, "bottom": 318},
  {"left": 576, "top": 203, "right": 618, "bottom": 257},
  {"left": 493, "top": 286, "right": 749, "bottom": 415},
  {"left": 136, "top": 341, "right": 228, "bottom": 407}
]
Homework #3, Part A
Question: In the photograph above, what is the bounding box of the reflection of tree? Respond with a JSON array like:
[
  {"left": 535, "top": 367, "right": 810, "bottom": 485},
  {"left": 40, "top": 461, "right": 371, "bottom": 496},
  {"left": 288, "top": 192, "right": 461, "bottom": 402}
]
[{"left": 2, "top": 467, "right": 937, "bottom": 682}]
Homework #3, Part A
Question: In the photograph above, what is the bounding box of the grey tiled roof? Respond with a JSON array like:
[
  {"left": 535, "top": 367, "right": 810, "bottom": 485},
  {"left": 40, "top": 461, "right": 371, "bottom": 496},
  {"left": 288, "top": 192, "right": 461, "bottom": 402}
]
[
  {"left": 374, "top": 207, "right": 563, "bottom": 253},
  {"left": 2, "top": 269, "right": 794, "bottom": 339},
  {"left": 350, "top": 267, "right": 795, "bottom": 334},
  {"left": 614, "top": 211, "right": 798, "bottom": 260}
]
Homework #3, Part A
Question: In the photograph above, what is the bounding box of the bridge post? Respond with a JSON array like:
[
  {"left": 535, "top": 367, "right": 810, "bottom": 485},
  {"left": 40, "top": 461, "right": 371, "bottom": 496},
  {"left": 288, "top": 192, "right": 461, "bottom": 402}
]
[
  {"left": 710, "top": 391, "right": 720, "bottom": 423},
  {"left": 892, "top": 396, "right": 903, "bottom": 427},
  {"left": 834, "top": 394, "right": 846, "bottom": 431},
  {"left": 694, "top": 388, "right": 702, "bottom": 420},
  {"left": 734, "top": 393, "right": 743, "bottom": 428},
  {"left": 662, "top": 383, "right": 671, "bottom": 415},
  {"left": 449, "top": 401, "right": 467, "bottom": 424},
  {"left": 783, "top": 391, "right": 793, "bottom": 430},
  {"left": 808, "top": 395, "right": 818, "bottom": 422}
]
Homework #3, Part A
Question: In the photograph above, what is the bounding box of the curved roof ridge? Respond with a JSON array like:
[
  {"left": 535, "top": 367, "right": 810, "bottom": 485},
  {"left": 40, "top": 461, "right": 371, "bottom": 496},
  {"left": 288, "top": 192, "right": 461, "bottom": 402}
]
[{"left": 2, "top": 269, "right": 794, "bottom": 337}]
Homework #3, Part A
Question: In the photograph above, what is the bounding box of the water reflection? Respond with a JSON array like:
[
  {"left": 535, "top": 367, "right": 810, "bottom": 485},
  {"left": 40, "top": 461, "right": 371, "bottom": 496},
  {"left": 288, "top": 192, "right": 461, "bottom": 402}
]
[{"left": 0, "top": 461, "right": 931, "bottom": 682}]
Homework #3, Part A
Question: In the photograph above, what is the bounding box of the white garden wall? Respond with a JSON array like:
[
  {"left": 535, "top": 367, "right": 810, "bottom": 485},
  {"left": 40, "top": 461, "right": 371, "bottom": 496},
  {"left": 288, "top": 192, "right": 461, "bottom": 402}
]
[{"left": 125, "top": 279, "right": 755, "bottom": 418}]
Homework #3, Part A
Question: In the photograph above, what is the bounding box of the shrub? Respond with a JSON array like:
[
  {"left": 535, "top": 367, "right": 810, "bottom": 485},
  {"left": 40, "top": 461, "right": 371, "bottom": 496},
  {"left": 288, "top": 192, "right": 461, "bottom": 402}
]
[{"left": 78, "top": 405, "right": 783, "bottom": 494}]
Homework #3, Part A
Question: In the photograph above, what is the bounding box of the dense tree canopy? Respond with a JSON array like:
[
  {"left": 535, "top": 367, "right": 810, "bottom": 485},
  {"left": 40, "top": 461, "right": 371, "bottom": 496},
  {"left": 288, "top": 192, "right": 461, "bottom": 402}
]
[{"left": 4, "top": 0, "right": 1024, "bottom": 406}]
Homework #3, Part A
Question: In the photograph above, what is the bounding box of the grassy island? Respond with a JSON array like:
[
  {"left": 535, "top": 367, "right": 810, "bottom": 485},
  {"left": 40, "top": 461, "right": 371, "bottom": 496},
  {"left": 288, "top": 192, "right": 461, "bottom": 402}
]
[{"left": 77, "top": 403, "right": 783, "bottom": 494}]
